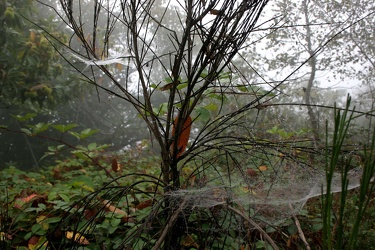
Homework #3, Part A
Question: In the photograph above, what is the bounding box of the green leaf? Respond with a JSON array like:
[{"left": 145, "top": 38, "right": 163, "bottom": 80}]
[
  {"left": 48, "top": 192, "right": 58, "bottom": 201},
  {"left": 164, "top": 77, "right": 173, "bottom": 84},
  {"left": 266, "top": 125, "right": 279, "bottom": 134},
  {"left": 153, "top": 102, "right": 168, "bottom": 116},
  {"left": 200, "top": 69, "right": 209, "bottom": 78},
  {"left": 255, "top": 240, "right": 266, "bottom": 249},
  {"left": 43, "top": 217, "right": 62, "bottom": 224},
  {"left": 72, "top": 151, "right": 88, "bottom": 161},
  {"left": 40, "top": 152, "right": 55, "bottom": 162},
  {"left": 111, "top": 217, "right": 121, "bottom": 227},
  {"left": 312, "top": 223, "right": 323, "bottom": 232},
  {"left": 24, "top": 231, "right": 33, "bottom": 241},
  {"left": 80, "top": 128, "right": 98, "bottom": 139},
  {"left": 28, "top": 122, "right": 50, "bottom": 134},
  {"left": 87, "top": 142, "right": 97, "bottom": 151},
  {"left": 69, "top": 129, "right": 98, "bottom": 140},
  {"left": 68, "top": 131, "right": 80, "bottom": 139},
  {"left": 31, "top": 223, "right": 42, "bottom": 234},
  {"left": 237, "top": 85, "right": 248, "bottom": 92},
  {"left": 196, "top": 107, "right": 210, "bottom": 122},
  {"left": 11, "top": 113, "right": 37, "bottom": 122},
  {"left": 218, "top": 71, "right": 231, "bottom": 79},
  {"left": 177, "top": 82, "right": 188, "bottom": 90},
  {"left": 207, "top": 93, "right": 228, "bottom": 103},
  {"left": 21, "top": 128, "right": 32, "bottom": 135},
  {"left": 59, "top": 193, "right": 70, "bottom": 202},
  {"left": 52, "top": 124, "right": 78, "bottom": 133},
  {"left": 204, "top": 103, "right": 218, "bottom": 111}
]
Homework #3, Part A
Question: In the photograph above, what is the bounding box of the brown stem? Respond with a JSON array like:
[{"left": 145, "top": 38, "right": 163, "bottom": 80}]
[{"left": 227, "top": 205, "right": 279, "bottom": 250}]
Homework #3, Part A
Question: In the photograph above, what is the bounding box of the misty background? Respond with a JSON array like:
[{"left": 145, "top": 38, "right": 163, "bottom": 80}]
[{"left": 1, "top": 0, "right": 374, "bottom": 170}]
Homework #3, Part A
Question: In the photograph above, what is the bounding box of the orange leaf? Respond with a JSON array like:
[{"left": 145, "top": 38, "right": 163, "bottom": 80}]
[
  {"left": 102, "top": 200, "right": 128, "bottom": 216},
  {"left": 258, "top": 165, "right": 268, "bottom": 171},
  {"left": 115, "top": 63, "right": 123, "bottom": 71},
  {"left": 278, "top": 153, "right": 286, "bottom": 158},
  {"left": 171, "top": 116, "right": 192, "bottom": 158},
  {"left": 14, "top": 193, "right": 38, "bottom": 209}
]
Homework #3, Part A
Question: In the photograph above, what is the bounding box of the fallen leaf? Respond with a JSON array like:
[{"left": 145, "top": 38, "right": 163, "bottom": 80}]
[
  {"left": 28, "top": 235, "right": 40, "bottom": 249},
  {"left": 258, "top": 165, "right": 268, "bottom": 171},
  {"left": 65, "top": 231, "right": 89, "bottom": 245},
  {"left": 246, "top": 168, "right": 258, "bottom": 177},
  {"left": 102, "top": 200, "right": 128, "bottom": 216},
  {"left": 136, "top": 199, "right": 153, "bottom": 210}
]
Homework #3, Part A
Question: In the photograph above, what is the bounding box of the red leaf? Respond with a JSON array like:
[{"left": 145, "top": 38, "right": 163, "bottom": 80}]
[
  {"left": 136, "top": 199, "right": 153, "bottom": 210},
  {"left": 171, "top": 116, "right": 192, "bottom": 159}
]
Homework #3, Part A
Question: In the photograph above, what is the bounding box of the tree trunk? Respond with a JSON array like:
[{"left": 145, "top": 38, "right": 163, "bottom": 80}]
[{"left": 303, "top": 0, "right": 320, "bottom": 147}]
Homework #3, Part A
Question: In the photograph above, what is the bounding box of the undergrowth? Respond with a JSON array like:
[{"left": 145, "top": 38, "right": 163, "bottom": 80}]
[{"left": 0, "top": 142, "right": 374, "bottom": 249}]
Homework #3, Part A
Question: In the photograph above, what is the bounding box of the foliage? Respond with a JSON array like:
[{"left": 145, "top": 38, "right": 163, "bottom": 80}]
[
  {"left": 1, "top": 127, "right": 375, "bottom": 249},
  {"left": 0, "top": 0, "right": 94, "bottom": 169},
  {"left": 0, "top": 0, "right": 81, "bottom": 108},
  {"left": 0, "top": 140, "right": 161, "bottom": 249}
]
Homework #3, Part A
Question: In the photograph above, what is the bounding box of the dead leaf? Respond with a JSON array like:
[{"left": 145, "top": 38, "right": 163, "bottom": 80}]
[
  {"left": 171, "top": 115, "right": 192, "bottom": 159},
  {"left": 278, "top": 153, "right": 286, "bottom": 158},
  {"left": 181, "top": 234, "right": 199, "bottom": 248},
  {"left": 246, "top": 168, "right": 258, "bottom": 177},
  {"left": 159, "top": 82, "right": 174, "bottom": 91},
  {"left": 102, "top": 200, "right": 128, "bottom": 216},
  {"left": 65, "top": 231, "right": 89, "bottom": 245},
  {"left": 111, "top": 158, "right": 122, "bottom": 172},
  {"left": 136, "top": 199, "right": 153, "bottom": 210},
  {"left": 28, "top": 235, "right": 40, "bottom": 249},
  {"left": 115, "top": 63, "right": 123, "bottom": 71},
  {"left": 258, "top": 165, "right": 268, "bottom": 171},
  {"left": 29, "top": 31, "right": 36, "bottom": 42},
  {"left": 210, "top": 9, "right": 222, "bottom": 15}
]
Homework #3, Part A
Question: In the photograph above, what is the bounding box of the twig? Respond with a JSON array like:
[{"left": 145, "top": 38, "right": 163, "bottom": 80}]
[
  {"left": 227, "top": 205, "right": 279, "bottom": 250},
  {"left": 289, "top": 203, "right": 311, "bottom": 250},
  {"left": 152, "top": 199, "right": 188, "bottom": 250}
]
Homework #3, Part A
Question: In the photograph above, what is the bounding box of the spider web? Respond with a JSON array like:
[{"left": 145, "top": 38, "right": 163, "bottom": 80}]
[{"left": 166, "top": 163, "right": 365, "bottom": 225}]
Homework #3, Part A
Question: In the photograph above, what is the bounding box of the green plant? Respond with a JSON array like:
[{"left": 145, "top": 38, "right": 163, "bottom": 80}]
[{"left": 321, "top": 95, "right": 375, "bottom": 249}]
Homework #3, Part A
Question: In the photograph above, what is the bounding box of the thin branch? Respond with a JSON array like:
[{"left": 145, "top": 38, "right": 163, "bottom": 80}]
[{"left": 227, "top": 205, "right": 279, "bottom": 250}]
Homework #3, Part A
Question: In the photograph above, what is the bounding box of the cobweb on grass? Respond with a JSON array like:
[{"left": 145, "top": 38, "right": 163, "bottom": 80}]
[{"left": 166, "top": 162, "right": 366, "bottom": 226}]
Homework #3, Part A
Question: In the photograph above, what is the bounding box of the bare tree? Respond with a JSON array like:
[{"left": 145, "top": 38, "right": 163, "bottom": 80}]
[
  {"left": 38, "top": 0, "right": 294, "bottom": 248},
  {"left": 47, "top": 0, "right": 268, "bottom": 188}
]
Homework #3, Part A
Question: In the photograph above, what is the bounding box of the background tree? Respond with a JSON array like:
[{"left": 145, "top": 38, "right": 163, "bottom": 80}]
[
  {"left": 0, "top": 0, "right": 151, "bottom": 168},
  {"left": 0, "top": 0, "right": 83, "bottom": 168},
  {"left": 240, "top": 0, "right": 375, "bottom": 147}
]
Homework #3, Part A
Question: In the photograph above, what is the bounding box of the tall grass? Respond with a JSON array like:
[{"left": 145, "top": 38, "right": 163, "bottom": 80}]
[{"left": 322, "top": 95, "right": 375, "bottom": 249}]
